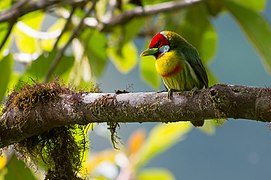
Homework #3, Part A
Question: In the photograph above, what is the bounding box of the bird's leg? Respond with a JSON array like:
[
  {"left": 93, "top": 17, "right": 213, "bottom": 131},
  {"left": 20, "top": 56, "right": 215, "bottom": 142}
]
[{"left": 167, "top": 89, "right": 173, "bottom": 99}]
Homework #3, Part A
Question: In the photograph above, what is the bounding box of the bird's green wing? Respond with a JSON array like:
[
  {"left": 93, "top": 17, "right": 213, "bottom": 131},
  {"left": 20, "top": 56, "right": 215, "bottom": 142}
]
[{"left": 182, "top": 46, "right": 209, "bottom": 88}]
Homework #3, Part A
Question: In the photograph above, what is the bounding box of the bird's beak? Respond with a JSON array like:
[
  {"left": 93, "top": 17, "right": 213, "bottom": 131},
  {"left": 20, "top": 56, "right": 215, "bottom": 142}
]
[{"left": 140, "top": 48, "right": 159, "bottom": 57}]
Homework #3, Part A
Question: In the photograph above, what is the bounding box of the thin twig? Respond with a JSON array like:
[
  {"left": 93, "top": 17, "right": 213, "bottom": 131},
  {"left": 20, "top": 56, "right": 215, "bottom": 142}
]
[
  {"left": 53, "top": 7, "right": 76, "bottom": 49},
  {"left": 89, "top": 0, "right": 203, "bottom": 31},
  {"left": 0, "top": 0, "right": 28, "bottom": 51},
  {"left": 0, "top": 21, "right": 15, "bottom": 51},
  {"left": 1, "top": 0, "right": 204, "bottom": 31},
  {"left": 9, "top": 0, "right": 29, "bottom": 11},
  {"left": 0, "top": 0, "right": 86, "bottom": 23},
  {"left": 44, "top": 1, "right": 97, "bottom": 82}
]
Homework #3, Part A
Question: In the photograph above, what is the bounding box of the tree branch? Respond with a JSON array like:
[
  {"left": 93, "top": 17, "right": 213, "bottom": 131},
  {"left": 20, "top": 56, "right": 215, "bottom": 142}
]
[
  {"left": 1, "top": 84, "right": 270, "bottom": 148},
  {"left": 0, "top": 0, "right": 203, "bottom": 32},
  {"left": 0, "top": 0, "right": 87, "bottom": 23},
  {"left": 96, "top": 0, "right": 203, "bottom": 31}
]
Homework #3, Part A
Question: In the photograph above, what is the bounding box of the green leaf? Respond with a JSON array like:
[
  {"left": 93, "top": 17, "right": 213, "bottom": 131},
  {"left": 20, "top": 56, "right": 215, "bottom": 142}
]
[
  {"left": 0, "top": 54, "right": 12, "bottom": 102},
  {"left": 22, "top": 12, "right": 45, "bottom": 29},
  {"left": 107, "top": 18, "right": 144, "bottom": 74},
  {"left": 135, "top": 122, "right": 192, "bottom": 169},
  {"left": 205, "top": 0, "right": 224, "bottom": 16},
  {"left": 0, "top": 0, "right": 11, "bottom": 10},
  {"left": 229, "top": 0, "right": 267, "bottom": 11},
  {"left": 138, "top": 168, "right": 175, "bottom": 180},
  {"left": 142, "top": 0, "right": 171, "bottom": 5},
  {"left": 200, "top": 22, "right": 217, "bottom": 63},
  {"left": 7, "top": 72, "right": 20, "bottom": 91},
  {"left": 199, "top": 119, "right": 225, "bottom": 135},
  {"left": 4, "top": 155, "right": 36, "bottom": 180},
  {"left": 41, "top": 19, "right": 70, "bottom": 51},
  {"left": 20, "top": 51, "right": 74, "bottom": 83},
  {"left": 82, "top": 30, "right": 108, "bottom": 77},
  {"left": 199, "top": 120, "right": 216, "bottom": 135},
  {"left": 225, "top": 1, "right": 271, "bottom": 73},
  {"left": 109, "top": 18, "right": 145, "bottom": 50},
  {"left": 14, "top": 12, "right": 45, "bottom": 53},
  {"left": 179, "top": 5, "right": 217, "bottom": 63},
  {"left": 206, "top": 67, "right": 218, "bottom": 86},
  {"left": 140, "top": 48, "right": 161, "bottom": 90},
  {"left": 0, "top": 23, "right": 8, "bottom": 44},
  {"left": 107, "top": 42, "right": 137, "bottom": 73},
  {"left": 122, "top": 18, "right": 145, "bottom": 45},
  {"left": 0, "top": 23, "right": 11, "bottom": 59}
]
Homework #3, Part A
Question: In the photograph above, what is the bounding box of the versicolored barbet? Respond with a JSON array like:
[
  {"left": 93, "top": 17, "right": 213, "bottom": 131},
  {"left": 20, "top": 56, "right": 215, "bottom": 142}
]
[{"left": 141, "top": 31, "right": 208, "bottom": 127}]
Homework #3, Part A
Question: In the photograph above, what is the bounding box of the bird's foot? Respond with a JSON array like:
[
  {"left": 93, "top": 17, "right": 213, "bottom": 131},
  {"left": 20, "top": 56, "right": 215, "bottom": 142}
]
[
  {"left": 157, "top": 89, "right": 167, "bottom": 93},
  {"left": 115, "top": 89, "right": 129, "bottom": 94},
  {"left": 167, "top": 89, "right": 173, "bottom": 99},
  {"left": 189, "top": 87, "right": 198, "bottom": 97}
]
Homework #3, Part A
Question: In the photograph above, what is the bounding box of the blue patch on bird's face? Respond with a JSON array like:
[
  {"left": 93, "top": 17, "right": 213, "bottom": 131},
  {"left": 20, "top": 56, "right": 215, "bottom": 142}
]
[{"left": 158, "top": 45, "right": 170, "bottom": 57}]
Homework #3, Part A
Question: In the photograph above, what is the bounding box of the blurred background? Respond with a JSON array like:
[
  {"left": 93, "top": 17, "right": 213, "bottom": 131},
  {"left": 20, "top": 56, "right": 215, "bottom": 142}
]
[
  {"left": 94, "top": 1, "right": 271, "bottom": 180},
  {"left": 0, "top": 0, "right": 271, "bottom": 179}
]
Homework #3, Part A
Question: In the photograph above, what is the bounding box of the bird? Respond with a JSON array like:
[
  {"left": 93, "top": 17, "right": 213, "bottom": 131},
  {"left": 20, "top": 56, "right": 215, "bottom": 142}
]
[{"left": 140, "top": 31, "right": 208, "bottom": 127}]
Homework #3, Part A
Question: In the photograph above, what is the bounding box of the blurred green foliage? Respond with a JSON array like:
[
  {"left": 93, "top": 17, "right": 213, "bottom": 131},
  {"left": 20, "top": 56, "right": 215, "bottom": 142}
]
[{"left": 0, "top": 0, "right": 270, "bottom": 179}]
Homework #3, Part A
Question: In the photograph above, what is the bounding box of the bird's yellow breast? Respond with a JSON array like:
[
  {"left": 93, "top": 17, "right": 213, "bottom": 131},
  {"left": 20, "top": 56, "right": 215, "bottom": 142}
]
[{"left": 155, "top": 51, "right": 183, "bottom": 77}]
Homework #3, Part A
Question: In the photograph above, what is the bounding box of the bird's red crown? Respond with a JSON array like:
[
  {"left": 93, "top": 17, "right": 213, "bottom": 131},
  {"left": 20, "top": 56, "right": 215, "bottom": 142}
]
[{"left": 149, "top": 32, "right": 170, "bottom": 49}]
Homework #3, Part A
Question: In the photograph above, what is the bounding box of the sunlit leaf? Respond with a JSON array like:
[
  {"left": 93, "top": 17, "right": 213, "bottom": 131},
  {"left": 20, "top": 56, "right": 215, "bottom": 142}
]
[
  {"left": 142, "top": 0, "right": 171, "bottom": 5},
  {"left": 0, "top": 23, "right": 8, "bottom": 46},
  {"left": 110, "top": 18, "right": 145, "bottom": 48},
  {"left": 140, "top": 53, "right": 161, "bottom": 90},
  {"left": 7, "top": 72, "right": 20, "bottom": 93},
  {"left": 68, "top": 55, "right": 93, "bottom": 88},
  {"left": 206, "top": 67, "right": 218, "bottom": 86},
  {"left": 107, "top": 42, "right": 137, "bottom": 73},
  {"left": 135, "top": 122, "right": 192, "bottom": 169},
  {"left": 83, "top": 30, "right": 108, "bottom": 77},
  {"left": 85, "top": 150, "right": 117, "bottom": 175},
  {"left": 14, "top": 12, "right": 45, "bottom": 53},
  {"left": 127, "top": 129, "right": 146, "bottom": 155},
  {"left": 96, "top": 0, "right": 108, "bottom": 20},
  {"left": 230, "top": 0, "right": 267, "bottom": 11},
  {"left": 21, "top": 12, "right": 45, "bottom": 29},
  {"left": 0, "top": 54, "right": 12, "bottom": 102},
  {"left": 225, "top": 1, "right": 271, "bottom": 72},
  {"left": 19, "top": 51, "right": 74, "bottom": 83},
  {"left": 0, "top": 0, "right": 11, "bottom": 10},
  {"left": 138, "top": 168, "right": 175, "bottom": 180},
  {"left": 68, "top": 38, "right": 96, "bottom": 88},
  {"left": 122, "top": 18, "right": 145, "bottom": 45},
  {"left": 0, "top": 23, "right": 11, "bottom": 59},
  {"left": 205, "top": 0, "right": 224, "bottom": 16},
  {"left": 4, "top": 155, "right": 36, "bottom": 180},
  {"left": 201, "top": 23, "right": 217, "bottom": 63},
  {"left": 0, "top": 168, "right": 7, "bottom": 179},
  {"left": 179, "top": 5, "right": 217, "bottom": 63},
  {"left": 199, "top": 120, "right": 216, "bottom": 135},
  {"left": 14, "top": 29, "right": 37, "bottom": 53},
  {"left": 41, "top": 19, "right": 69, "bottom": 51}
]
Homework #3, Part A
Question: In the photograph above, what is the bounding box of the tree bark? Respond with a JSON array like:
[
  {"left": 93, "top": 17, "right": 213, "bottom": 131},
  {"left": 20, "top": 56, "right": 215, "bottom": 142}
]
[{"left": 0, "top": 84, "right": 270, "bottom": 148}]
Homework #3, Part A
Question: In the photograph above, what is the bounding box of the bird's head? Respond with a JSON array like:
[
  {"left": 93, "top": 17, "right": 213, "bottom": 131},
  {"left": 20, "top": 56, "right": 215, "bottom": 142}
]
[{"left": 141, "top": 31, "right": 171, "bottom": 59}]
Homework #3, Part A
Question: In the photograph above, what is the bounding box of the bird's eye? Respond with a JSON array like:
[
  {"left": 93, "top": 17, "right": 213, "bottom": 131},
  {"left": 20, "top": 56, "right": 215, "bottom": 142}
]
[{"left": 154, "top": 41, "right": 161, "bottom": 48}]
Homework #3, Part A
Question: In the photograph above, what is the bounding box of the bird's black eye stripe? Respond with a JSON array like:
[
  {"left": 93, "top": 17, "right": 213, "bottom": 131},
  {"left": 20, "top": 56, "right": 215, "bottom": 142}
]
[{"left": 154, "top": 41, "right": 161, "bottom": 48}]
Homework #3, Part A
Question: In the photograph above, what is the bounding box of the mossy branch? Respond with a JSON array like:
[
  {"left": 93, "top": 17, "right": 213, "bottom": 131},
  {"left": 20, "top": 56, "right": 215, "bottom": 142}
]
[{"left": 0, "top": 83, "right": 271, "bottom": 148}]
